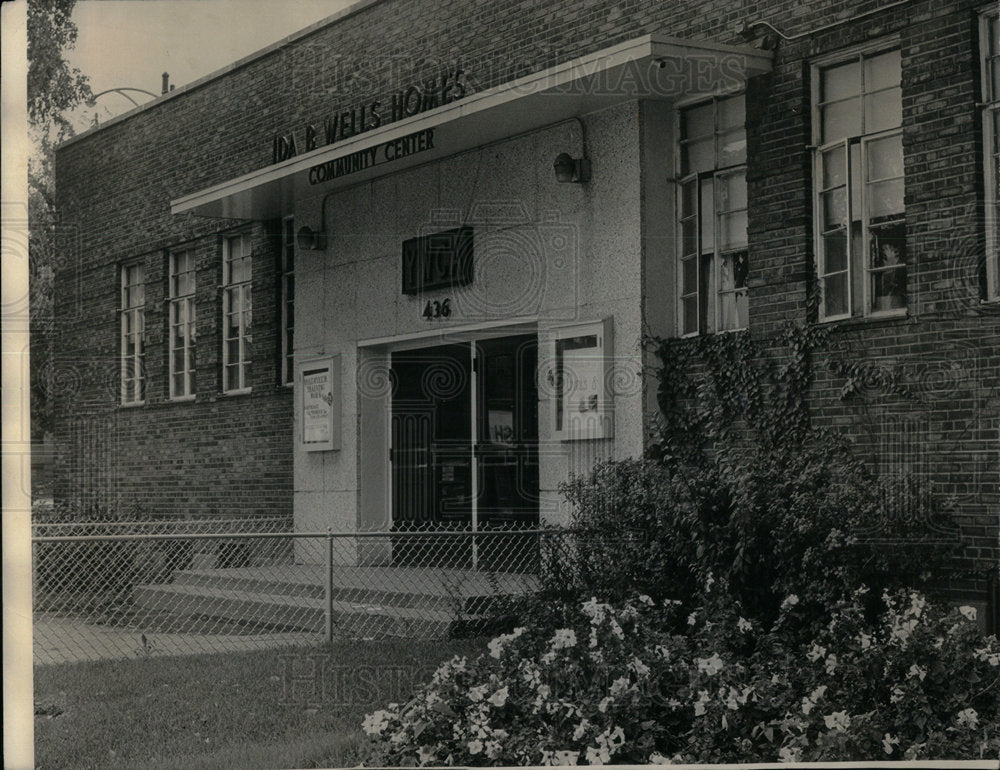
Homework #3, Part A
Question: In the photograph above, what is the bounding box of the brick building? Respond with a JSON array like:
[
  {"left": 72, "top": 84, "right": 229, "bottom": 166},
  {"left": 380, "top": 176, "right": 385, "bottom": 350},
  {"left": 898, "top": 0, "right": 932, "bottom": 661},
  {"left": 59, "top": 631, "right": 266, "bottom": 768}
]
[{"left": 53, "top": 1, "right": 997, "bottom": 606}]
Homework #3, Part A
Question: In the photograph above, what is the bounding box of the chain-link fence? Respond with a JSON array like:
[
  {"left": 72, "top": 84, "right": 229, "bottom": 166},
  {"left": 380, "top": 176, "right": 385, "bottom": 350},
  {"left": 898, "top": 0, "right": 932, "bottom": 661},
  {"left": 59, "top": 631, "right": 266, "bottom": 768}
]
[{"left": 32, "top": 523, "right": 575, "bottom": 665}]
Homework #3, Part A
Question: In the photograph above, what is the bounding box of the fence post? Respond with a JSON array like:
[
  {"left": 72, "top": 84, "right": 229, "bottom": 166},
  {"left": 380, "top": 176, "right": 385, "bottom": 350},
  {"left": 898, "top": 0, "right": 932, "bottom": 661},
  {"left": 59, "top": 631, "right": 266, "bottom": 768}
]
[{"left": 325, "top": 529, "right": 333, "bottom": 643}]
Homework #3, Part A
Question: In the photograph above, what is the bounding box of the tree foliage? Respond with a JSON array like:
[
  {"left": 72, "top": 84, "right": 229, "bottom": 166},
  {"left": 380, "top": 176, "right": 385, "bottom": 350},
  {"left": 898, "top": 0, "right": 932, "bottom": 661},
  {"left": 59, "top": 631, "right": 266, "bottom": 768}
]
[{"left": 27, "top": 0, "right": 91, "bottom": 134}]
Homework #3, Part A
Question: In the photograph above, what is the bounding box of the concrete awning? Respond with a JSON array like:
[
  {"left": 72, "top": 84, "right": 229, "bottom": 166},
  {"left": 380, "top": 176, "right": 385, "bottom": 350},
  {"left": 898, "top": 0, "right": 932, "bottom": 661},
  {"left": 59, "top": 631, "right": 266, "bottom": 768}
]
[{"left": 171, "top": 34, "right": 771, "bottom": 220}]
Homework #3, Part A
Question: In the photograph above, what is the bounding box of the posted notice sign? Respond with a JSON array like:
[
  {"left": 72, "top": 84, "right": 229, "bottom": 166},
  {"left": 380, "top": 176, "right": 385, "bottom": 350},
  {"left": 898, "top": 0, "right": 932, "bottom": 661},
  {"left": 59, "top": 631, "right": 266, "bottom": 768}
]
[{"left": 299, "top": 355, "right": 341, "bottom": 451}]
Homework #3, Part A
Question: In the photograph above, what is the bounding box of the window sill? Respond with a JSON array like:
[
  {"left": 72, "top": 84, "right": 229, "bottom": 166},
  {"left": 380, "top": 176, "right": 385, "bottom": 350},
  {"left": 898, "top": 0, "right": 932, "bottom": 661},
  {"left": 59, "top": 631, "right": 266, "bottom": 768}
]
[
  {"left": 119, "top": 400, "right": 145, "bottom": 409},
  {"left": 168, "top": 395, "right": 197, "bottom": 403},
  {"left": 222, "top": 388, "right": 252, "bottom": 397},
  {"left": 819, "top": 310, "right": 911, "bottom": 330}
]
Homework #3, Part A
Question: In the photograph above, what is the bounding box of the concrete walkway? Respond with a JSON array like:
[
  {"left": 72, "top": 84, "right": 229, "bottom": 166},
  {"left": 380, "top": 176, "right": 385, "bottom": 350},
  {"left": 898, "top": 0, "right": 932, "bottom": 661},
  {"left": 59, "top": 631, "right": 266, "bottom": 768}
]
[{"left": 33, "top": 616, "right": 319, "bottom": 665}]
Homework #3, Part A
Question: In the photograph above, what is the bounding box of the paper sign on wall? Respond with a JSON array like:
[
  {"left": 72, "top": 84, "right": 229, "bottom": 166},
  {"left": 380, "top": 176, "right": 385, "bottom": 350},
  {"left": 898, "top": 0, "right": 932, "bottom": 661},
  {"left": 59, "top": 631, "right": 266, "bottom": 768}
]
[{"left": 299, "top": 355, "right": 341, "bottom": 451}]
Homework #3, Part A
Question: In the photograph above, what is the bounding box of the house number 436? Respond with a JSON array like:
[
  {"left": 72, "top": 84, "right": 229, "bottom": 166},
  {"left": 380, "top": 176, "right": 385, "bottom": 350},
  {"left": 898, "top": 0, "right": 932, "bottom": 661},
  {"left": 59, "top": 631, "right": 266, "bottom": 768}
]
[{"left": 422, "top": 298, "right": 451, "bottom": 319}]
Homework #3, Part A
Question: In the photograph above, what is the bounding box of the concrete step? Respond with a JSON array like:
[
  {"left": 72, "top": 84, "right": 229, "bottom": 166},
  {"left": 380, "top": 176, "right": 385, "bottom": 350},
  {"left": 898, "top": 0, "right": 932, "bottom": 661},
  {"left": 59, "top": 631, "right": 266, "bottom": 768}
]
[
  {"left": 132, "top": 582, "right": 459, "bottom": 639},
  {"left": 170, "top": 570, "right": 456, "bottom": 611}
]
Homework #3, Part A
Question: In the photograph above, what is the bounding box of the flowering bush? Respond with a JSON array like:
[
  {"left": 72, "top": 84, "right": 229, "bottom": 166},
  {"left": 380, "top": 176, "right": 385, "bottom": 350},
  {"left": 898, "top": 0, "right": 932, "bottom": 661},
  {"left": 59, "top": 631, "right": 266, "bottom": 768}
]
[{"left": 363, "top": 588, "right": 999, "bottom": 765}]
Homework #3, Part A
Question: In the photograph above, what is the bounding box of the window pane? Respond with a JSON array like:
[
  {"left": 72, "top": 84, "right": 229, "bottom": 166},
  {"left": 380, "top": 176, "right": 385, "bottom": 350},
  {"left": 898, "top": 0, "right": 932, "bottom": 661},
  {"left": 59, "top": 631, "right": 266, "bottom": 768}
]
[
  {"left": 823, "top": 230, "right": 848, "bottom": 274},
  {"left": 822, "top": 98, "right": 861, "bottom": 142},
  {"left": 870, "top": 222, "right": 906, "bottom": 269},
  {"left": 823, "top": 272, "right": 849, "bottom": 316},
  {"left": 682, "top": 296, "right": 698, "bottom": 335},
  {"left": 866, "top": 133, "right": 903, "bottom": 180},
  {"left": 681, "top": 218, "right": 698, "bottom": 257},
  {"left": 683, "top": 103, "right": 714, "bottom": 140},
  {"left": 822, "top": 60, "right": 860, "bottom": 102},
  {"left": 684, "top": 138, "right": 713, "bottom": 174},
  {"left": 822, "top": 145, "right": 846, "bottom": 187},
  {"left": 720, "top": 210, "right": 748, "bottom": 251},
  {"left": 867, "top": 179, "right": 904, "bottom": 219},
  {"left": 718, "top": 129, "right": 746, "bottom": 166},
  {"left": 822, "top": 189, "right": 847, "bottom": 229},
  {"left": 682, "top": 256, "right": 698, "bottom": 294},
  {"left": 864, "top": 50, "right": 900, "bottom": 92},
  {"left": 864, "top": 87, "right": 902, "bottom": 133},
  {"left": 681, "top": 180, "right": 697, "bottom": 218},
  {"left": 717, "top": 171, "right": 747, "bottom": 212},
  {"left": 718, "top": 95, "right": 744, "bottom": 130},
  {"left": 700, "top": 177, "right": 714, "bottom": 253}
]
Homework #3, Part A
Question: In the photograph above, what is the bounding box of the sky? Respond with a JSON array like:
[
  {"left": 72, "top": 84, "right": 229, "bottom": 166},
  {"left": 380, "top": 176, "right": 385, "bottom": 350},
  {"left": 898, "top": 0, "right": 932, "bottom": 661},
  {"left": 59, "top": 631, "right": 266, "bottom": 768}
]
[{"left": 65, "top": 0, "right": 358, "bottom": 131}]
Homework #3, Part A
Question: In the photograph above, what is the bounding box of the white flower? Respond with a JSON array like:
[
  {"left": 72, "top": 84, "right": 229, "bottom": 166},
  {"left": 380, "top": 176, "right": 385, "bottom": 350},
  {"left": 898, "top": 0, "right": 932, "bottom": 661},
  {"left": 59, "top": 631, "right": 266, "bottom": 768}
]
[
  {"left": 361, "top": 709, "right": 391, "bottom": 736},
  {"left": 959, "top": 605, "right": 978, "bottom": 622},
  {"left": 654, "top": 644, "right": 670, "bottom": 660},
  {"left": 882, "top": 733, "right": 899, "bottom": 754},
  {"left": 608, "top": 619, "right": 625, "bottom": 640},
  {"left": 890, "top": 686, "right": 904, "bottom": 703},
  {"left": 485, "top": 740, "right": 501, "bottom": 759},
  {"left": 609, "top": 677, "right": 631, "bottom": 696},
  {"left": 801, "top": 696, "right": 815, "bottom": 715},
  {"left": 631, "top": 656, "right": 650, "bottom": 677},
  {"left": 907, "top": 592, "right": 926, "bottom": 617},
  {"left": 487, "top": 686, "right": 509, "bottom": 707},
  {"left": 417, "top": 746, "right": 436, "bottom": 765},
  {"left": 687, "top": 611, "right": 698, "bottom": 626},
  {"left": 487, "top": 627, "right": 526, "bottom": 659},
  {"left": 667, "top": 698, "right": 682, "bottom": 708},
  {"left": 824, "top": 654, "right": 838, "bottom": 675},
  {"left": 585, "top": 746, "right": 610, "bottom": 765},
  {"left": 737, "top": 616, "right": 753, "bottom": 633},
  {"left": 572, "top": 718, "right": 591, "bottom": 741},
  {"left": 778, "top": 745, "right": 801, "bottom": 762},
  {"left": 780, "top": 594, "right": 799, "bottom": 611},
  {"left": 550, "top": 628, "right": 577, "bottom": 650},
  {"left": 974, "top": 647, "right": 1000, "bottom": 666},
  {"left": 858, "top": 632, "right": 872, "bottom": 650},
  {"left": 467, "top": 739, "right": 484, "bottom": 755},
  {"left": 589, "top": 628, "right": 599, "bottom": 648},
  {"left": 468, "top": 684, "right": 488, "bottom": 702},
  {"left": 801, "top": 684, "right": 827, "bottom": 715},
  {"left": 638, "top": 594, "right": 654, "bottom": 606},
  {"left": 693, "top": 689, "right": 710, "bottom": 716},
  {"left": 907, "top": 663, "right": 926, "bottom": 681},
  {"left": 606, "top": 726, "right": 625, "bottom": 748},
  {"left": 649, "top": 752, "right": 671, "bottom": 764},
  {"left": 581, "top": 597, "right": 610, "bottom": 624},
  {"left": 598, "top": 696, "right": 613, "bottom": 713},
  {"left": 806, "top": 643, "right": 826, "bottom": 662},
  {"left": 705, "top": 572, "right": 716, "bottom": 592},
  {"left": 540, "top": 651, "right": 556, "bottom": 665},
  {"left": 824, "top": 711, "right": 851, "bottom": 731},
  {"left": 957, "top": 708, "right": 979, "bottom": 729},
  {"left": 696, "top": 653, "right": 724, "bottom": 676}
]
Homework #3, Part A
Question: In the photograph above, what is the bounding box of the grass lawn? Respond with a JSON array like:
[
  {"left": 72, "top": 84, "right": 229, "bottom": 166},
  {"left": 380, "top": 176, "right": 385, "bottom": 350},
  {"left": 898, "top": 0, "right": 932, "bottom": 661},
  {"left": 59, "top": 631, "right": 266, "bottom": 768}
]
[{"left": 34, "top": 638, "right": 486, "bottom": 769}]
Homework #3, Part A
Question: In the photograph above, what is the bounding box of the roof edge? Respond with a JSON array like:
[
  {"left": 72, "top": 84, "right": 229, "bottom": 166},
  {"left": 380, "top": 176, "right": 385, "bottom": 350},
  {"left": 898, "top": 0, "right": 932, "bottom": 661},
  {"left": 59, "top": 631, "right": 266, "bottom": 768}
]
[{"left": 57, "top": 0, "right": 384, "bottom": 151}]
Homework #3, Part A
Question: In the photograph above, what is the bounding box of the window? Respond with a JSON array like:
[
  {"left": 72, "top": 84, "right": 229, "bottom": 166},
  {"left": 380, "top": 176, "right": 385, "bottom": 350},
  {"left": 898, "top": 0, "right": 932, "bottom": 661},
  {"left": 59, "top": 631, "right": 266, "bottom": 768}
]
[
  {"left": 281, "top": 218, "right": 295, "bottom": 385},
  {"left": 222, "top": 234, "right": 252, "bottom": 392},
  {"left": 168, "top": 250, "right": 196, "bottom": 398},
  {"left": 982, "top": 8, "right": 1000, "bottom": 301},
  {"left": 120, "top": 262, "right": 145, "bottom": 404},
  {"left": 677, "top": 94, "right": 748, "bottom": 336},
  {"left": 813, "top": 46, "right": 905, "bottom": 320}
]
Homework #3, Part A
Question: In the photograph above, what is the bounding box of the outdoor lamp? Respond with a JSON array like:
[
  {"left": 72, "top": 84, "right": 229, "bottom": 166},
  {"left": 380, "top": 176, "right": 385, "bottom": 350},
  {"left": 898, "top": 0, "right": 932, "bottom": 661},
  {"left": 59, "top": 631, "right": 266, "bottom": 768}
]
[
  {"left": 553, "top": 152, "right": 591, "bottom": 184},
  {"left": 296, "top": 225, "right": 327, "bottom": 251}
]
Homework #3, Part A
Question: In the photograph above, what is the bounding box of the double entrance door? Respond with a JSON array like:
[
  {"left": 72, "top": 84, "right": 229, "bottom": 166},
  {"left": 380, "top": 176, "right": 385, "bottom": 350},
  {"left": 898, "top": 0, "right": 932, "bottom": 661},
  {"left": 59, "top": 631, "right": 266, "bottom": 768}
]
[{"left": 390, "top": 335, "right": 538, "bottom": 568}]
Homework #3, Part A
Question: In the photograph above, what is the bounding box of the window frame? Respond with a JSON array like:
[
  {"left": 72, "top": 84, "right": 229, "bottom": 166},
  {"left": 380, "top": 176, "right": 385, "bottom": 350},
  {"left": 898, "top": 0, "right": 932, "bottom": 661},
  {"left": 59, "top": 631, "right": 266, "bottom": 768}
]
[
  {"left": 811, "top": 40, "right": 906, "bottom": 322},
  {"left": 222, "top": 233, "right": 253, "bottom": 394},
  {"left": 281, "top": 217, "right": 295, "bottom": 386},
  {"left": 981, "top": 6, "right": 1000, "bottom": 302},
  {"left": 675, "top": 92, "right": 749, "bottom": 338},
  {"left": 168, "top": 250, "right": 197, "bottom": 400},
  {"left": 119, "top": 260, "right": 146, "bottom": 405}
]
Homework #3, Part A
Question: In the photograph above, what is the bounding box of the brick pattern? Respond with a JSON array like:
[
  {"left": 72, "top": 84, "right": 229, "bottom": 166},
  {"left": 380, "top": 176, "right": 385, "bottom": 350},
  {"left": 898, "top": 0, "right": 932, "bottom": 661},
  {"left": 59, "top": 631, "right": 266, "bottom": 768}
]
[{"left": 53, "top": 0, "right": 997, "bottom": 596}]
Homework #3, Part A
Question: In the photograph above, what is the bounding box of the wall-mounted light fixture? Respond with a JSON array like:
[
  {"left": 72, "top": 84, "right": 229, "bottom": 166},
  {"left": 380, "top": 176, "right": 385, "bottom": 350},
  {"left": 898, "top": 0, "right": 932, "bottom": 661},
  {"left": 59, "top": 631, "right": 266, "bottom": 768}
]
[
  {"left": 553, "top": 152, "right": 591, "bottom": 184},
  {"left": 296, "top": 225, "right": 327, "bottom": 251}
]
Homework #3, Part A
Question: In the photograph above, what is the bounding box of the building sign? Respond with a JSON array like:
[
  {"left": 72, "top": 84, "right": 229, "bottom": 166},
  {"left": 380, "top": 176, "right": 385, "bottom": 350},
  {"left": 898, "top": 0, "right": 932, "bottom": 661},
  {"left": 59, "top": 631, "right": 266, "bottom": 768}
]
[
  {"left": 299, "top": 355, "right": 341, "bottom": 451},
  {"left": 308, "top": 128, "right": 435, "bottom": 185},
  {"left": 547, "top": 318, "right": 614, "bottom": 441},
  {"left": 272, "top": 68, "right": 469, "bottom": 164},
  {"left": 401, "top": 226, "right": 474, "bottom": 295}
]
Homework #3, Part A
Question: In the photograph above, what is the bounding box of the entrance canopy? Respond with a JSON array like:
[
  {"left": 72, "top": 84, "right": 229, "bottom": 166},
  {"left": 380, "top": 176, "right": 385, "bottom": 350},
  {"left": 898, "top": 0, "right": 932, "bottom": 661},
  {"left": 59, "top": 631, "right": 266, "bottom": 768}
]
[{"left": 171, "top": 34, "right": 771, "bottom": 220}]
